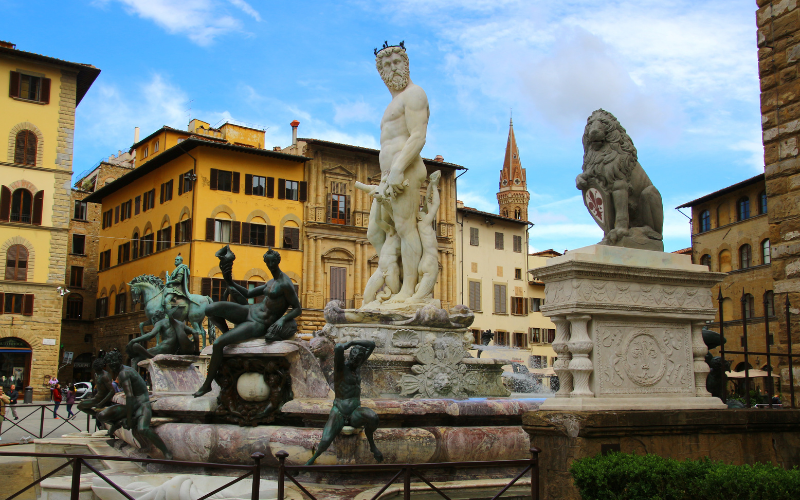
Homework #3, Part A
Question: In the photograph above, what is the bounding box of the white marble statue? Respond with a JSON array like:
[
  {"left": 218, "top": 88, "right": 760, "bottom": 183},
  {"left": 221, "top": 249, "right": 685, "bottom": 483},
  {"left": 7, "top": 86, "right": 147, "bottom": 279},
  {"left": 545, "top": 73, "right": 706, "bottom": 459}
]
[{"left": 358, "top": 41, "right": 439, "bottom": 311}]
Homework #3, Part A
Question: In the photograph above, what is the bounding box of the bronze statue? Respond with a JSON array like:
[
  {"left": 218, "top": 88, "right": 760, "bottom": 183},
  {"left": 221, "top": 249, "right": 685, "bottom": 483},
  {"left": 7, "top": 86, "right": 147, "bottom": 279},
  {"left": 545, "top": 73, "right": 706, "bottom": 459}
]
[
  {"left": 97, "top": 351, "right": 173, "bottom": 459},
  {"left": 305, "top": 340, "right": 382, "bottom": 465},
  {"left": 77, "top": 356, "right": 115, "bottom": 417},
  {"left": 193, "top": 247, "right": 302, "bottom": 398},
  {"left": 125, "top": 310, "right": 195, "bottom": 367}
]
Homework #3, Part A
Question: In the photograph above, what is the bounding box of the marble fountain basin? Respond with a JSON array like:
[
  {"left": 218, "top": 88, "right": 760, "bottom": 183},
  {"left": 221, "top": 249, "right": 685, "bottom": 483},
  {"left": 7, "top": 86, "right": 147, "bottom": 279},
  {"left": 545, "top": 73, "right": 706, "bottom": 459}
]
[{"left": 90, "top": 473, "right": 297, "bottom": 500}]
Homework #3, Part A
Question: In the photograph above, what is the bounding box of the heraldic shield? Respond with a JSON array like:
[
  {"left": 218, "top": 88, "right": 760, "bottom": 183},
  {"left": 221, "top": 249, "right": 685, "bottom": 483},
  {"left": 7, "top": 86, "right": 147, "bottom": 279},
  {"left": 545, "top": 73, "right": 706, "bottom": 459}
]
[{"left": 582, "top": 182, "right": 615, "bottom": 235}]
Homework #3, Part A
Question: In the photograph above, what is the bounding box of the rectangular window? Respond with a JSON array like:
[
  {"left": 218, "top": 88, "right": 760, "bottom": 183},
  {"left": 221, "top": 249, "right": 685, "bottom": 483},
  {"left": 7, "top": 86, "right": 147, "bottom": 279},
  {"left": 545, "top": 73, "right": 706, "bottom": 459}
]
[
  {"left": 142, "top": 146, "right": 149, "bottom": 158},
  {"left": 72, "top": 234, "right": 86, "bottom": 255},
  {"left": 285, "top": 180, "right": 299, "bottom": 200},
  {"left": 157, "top": 227, "right": 172, "bottom": 251},
  {"left": 530, "top": 298, "right": 541, "bottom": 312},
  {"left": 212, "top": 169, "right": 233, "bottom": 192},
  {"left": 160, "top": 180, "right": 173, "bottom": 203},
  {"left": 119, "top": 242, "right": 130, "bottom": 264},
  {"left": 283, "top": 226, "right": 300, "bottom": 250},
  {"left": 4, "top": 293, "right": 24, "bottom": 314},
  {"left": 513, "top": 235, "right": 522, "bottom": 253},
  {"left": 495, "top": 232, "right": 504, "bottom": 250},
  {"left": 252, "top": 175, "right": 266, "bottom": 196},
  {"left": 66, "top": 298, "right": 82, "bottom": 320},
  {"left": 143, "top": 233, "right": 154, "bottom": 256},
  {"left": 468, "top": 281, "right": 481, "bottom": 311},
  {"left": 330, "top": 194, "right": 347, "bottom": 224},
  {"left": 180, "top": 170, "right": 194, "bottom": 195},
  {"left": 70, "top": 266, "right": 83, "bottom": 288},
  {"left": 495, "top": 331, "right": 508, "bottom": 346},
  {"left": 101, "top": 210, "right": 112, "bottom": 229},
  {"left": 514, "top": 332, "right": 528, "bottom": 349},
  {"left": 493, "top": 284, "right": 507, "bottom": 313},
  {"left": 530, "top": 328, "right": 541, "bottom": 343},
  {"left": 470, "top": 227, "right": 479, "bottom": 246},
  {"left": 215, "top": 220, "right": 231, "bottom": 243},
  {"left": 95, "top": 297, "right": 109, "bottom": 318},
  {"left": 134, "top": 195, "right": 141, "bottom": 215},
  {"left": 210, "top": 278, "right": 227, "bottom": 303},
  {"left": 98, "top": 249, "right": 111, "bottom": 270},
  {"left": 121, "top": 200, "right": 132, "bottom": 220},
  {"left": 73, "top": 201, "right": 87, "bottom": 220},
  {"left": 143, "top": 190, "right": 156, "bottom": 211},
  {"left": 545, "top": 329, "right": 556, "bottom": 343},
  {"left": 249, "top": 224, "right": 266, "bottom": 246},
  {"left": 154, "top": 140, "right": 159, "bottom": 153},
  {"left": 514, "top": 268, "right": 522, "bottom": 280},
  {"left": 510, "top": 296, "right": 527, "bottom": 315},
  {"left": 175, "top": 219, "right": 192, "bottom": 244},
  {"left": 115, "top": 293, "right": 127, "bottom": 315}
]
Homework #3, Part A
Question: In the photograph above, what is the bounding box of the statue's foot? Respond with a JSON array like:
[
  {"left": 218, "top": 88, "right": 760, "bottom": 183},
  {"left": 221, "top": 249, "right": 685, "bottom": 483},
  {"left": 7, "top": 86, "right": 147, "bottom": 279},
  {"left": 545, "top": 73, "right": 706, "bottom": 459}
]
[
  {"left": 305, "top": 457, "right": 316, "bottom": 466},
  {"left": 164, "top": 451, "right": 174, "bottom": 460},
  {"left": 193, "top": 386, "right": 212, "bottom": 398},
  {"left": 386, "top": 293, "right": 411, "bottom": 304},
  {"left": 372, "top": 449, "right": 384, "bottom": 463}
]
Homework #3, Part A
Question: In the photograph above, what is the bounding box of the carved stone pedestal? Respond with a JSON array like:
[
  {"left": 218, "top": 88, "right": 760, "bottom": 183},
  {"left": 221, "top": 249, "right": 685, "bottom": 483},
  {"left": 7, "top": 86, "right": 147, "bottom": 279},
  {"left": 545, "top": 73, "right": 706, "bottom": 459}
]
[
  {"left": 139, "top": 355, "right": 205, "bottom": 397},
  {"left": 534, "top": 245, "right": 726, "bottom": 411}
]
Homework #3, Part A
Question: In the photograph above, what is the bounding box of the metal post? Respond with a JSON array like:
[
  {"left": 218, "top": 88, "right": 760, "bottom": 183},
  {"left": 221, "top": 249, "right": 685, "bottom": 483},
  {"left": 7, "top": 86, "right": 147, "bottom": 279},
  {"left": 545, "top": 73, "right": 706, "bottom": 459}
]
[
  {"left": 530, "top": 447, "right": 541, "bottom": 500},
  {"left": 276, "top": 451, "right": 288, "bottom": 500},
  {"left": 787, "top": 294, "right": 795, "bottom": 408},
  {"left": 764, "top": 291, "right": 773, "bottom": 408},
  {"left": 39, "top": 405, "right": 45, "bottom": 438},
  {"left": 404, "top": 466, "right": 411, "bottom": 500},
  {"left": 70, "top": 458, "right": 82, "bottom": 500},
  {"left": 87, "top": 412, "right": 91, "bottom": 432},
  {"left": 718, "top": 288, "right": 727, "bottom": 403},
  {"left": 742, "top": 290, "right": 751, "bottom": 408},
  {"left": 250, "top": 452, "right": 264, "bottom": 500}
]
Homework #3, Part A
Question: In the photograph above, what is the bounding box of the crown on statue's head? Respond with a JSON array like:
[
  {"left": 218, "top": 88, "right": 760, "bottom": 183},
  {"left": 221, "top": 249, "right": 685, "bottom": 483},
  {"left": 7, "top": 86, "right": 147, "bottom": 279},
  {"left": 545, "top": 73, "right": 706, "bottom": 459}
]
[{"left": 374, "top": 40, "right": 405, "bottom": 56}]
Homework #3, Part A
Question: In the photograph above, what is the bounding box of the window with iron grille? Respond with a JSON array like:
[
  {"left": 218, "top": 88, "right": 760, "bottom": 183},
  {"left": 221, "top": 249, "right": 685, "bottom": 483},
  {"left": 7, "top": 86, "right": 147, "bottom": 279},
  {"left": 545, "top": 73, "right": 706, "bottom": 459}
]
[{"left": 10, "top": 189, "right": 32, "bottom": 223}]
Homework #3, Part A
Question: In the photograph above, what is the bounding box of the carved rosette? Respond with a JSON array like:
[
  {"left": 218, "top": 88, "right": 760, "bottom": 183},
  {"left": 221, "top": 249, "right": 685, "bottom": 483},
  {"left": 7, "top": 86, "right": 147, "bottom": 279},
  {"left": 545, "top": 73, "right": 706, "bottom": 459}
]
[
  {"left": 399, "top": 340, "right": 479, "bottom": 399},
  {"left": 567, "top": 314, "right": 593, "bottom": 398},
  {"left": 550, "top": 316, "right": 573, "bottom": 398},
  {"left": 691, "top": 321, "right": 711, "bottom": 397},
  {"left": 214, "top": 357, "right": 293, "bottom": 426}
]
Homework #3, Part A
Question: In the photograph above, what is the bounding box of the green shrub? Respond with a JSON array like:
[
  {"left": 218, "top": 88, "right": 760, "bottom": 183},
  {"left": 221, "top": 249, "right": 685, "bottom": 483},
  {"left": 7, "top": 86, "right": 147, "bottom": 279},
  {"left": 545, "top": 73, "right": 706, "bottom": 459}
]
[{"left": 570, "top": 452, "right": 800, "bottom": 500}]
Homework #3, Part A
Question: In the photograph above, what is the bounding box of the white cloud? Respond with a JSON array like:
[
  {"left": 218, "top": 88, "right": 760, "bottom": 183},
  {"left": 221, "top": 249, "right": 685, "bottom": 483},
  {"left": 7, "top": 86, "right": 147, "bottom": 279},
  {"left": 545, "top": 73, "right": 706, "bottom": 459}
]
[
  {"left": 458, "top": 190, "right": 496, "bottom": 213},
  {"left": 226, "top": 0, "right": 261, "bottom": 22},
  {"left": 333, "top": 99, "right": 376, "bottom": 125}
]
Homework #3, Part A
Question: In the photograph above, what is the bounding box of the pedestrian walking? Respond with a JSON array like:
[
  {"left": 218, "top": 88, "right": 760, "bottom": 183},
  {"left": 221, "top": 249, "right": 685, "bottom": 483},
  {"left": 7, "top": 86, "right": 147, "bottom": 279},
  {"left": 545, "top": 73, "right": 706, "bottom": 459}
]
[
  {"left": 48, "top": 377, "right": 57, "bottom": 401},
  {"left": 7, "top": 384, "right": 18, "bottom": 420},
  {"left": 65, "top": 383, "right": 76, "bottom": 418},
  {"left": 52, "top": 383, "right": 62, "bottom": 418},
  {"left": 0, "top": 386, "right": 10, "bottom": 441}
]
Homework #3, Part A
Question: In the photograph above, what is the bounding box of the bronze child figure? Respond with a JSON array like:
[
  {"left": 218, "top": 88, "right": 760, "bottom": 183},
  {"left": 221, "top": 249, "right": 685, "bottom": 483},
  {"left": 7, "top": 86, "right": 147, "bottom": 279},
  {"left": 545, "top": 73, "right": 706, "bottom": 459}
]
[
  {"left": 77, "top": 356, "right": 115, "bottom": 417},
  {"left": 306, "top": 339, "right": 383, "bottom": 465}
]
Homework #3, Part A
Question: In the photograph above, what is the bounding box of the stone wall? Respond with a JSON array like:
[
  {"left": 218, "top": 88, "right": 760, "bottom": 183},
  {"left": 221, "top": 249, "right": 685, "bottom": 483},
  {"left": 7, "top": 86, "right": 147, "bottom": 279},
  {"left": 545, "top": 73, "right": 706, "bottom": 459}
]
[
  {"left": 757, "top": 0, "right": 800, "bottom": 402},
  {"left": 94, "top": 311, "right": 148, "bottom": 358}
]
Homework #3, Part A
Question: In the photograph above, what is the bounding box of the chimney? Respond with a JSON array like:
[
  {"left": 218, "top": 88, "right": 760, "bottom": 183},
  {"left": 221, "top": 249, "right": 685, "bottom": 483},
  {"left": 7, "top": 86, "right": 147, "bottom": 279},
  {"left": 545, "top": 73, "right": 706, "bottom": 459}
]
[
  {"left": 0, "top": 41, "right": 16, "bottom": 50},
  {"left": 434, "top": 155, "right": 444, "bottom": 162},
  {"left": 290, "top": 120, "right": 300, "bottom": 146},
  {"left": 273, "top": 146, "right": 282, "bottom": 152},
  {"left": 134, "top": 127, "right": 140, "bottom": 144}
]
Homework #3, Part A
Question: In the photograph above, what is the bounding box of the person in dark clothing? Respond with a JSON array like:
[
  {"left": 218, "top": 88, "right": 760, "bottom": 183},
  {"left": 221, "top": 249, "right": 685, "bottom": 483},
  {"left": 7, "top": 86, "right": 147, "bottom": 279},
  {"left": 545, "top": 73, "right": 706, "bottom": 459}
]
[
  {"left": 65, "top": 384, "right": 76, "bottom": 418},
  {"left": 52, "top": 383, "right": 62, "bottom": 418},
  {"left": 7, "top": 384, "right": 18, "bottom": 420}
]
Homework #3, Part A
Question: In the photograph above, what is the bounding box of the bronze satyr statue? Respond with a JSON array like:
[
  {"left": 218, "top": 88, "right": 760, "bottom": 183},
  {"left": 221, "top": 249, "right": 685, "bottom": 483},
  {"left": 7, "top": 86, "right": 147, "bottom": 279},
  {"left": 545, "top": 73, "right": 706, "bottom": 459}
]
[
  {"left": 97, "top": 351, "right": 172, "bottom": 459},
  {"left": 77, "top": 356, "right": 115, "bottom": 417},
  {"left": 193, "top": 246, "right": 302, "bottom": 398},
  {"left": 126, "top": 310, "right": 195, "bottom": 367},
  {"left": 306, "top": 340, "right": 383, "bottom": 465}
]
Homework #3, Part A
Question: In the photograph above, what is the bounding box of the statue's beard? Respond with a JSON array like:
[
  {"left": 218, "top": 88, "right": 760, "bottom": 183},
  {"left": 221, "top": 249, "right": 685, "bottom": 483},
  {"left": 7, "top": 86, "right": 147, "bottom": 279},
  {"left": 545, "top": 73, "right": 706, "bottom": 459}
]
[{"left": 381, "top": 66, "right": 409, "bottom": 91}]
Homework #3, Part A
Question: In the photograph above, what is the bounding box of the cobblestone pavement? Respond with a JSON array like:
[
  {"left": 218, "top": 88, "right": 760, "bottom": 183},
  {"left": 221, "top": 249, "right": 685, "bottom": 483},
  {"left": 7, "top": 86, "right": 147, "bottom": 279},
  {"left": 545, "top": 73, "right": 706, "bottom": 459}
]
[{"left": 1, "top": 402, "right": 95, "bottom": 444}]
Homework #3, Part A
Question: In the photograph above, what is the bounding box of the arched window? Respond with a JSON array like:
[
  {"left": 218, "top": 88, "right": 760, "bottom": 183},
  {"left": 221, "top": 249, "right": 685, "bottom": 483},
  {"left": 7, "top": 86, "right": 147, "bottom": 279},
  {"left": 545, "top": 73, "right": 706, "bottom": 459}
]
[
  {"left": 743, "top": 293, "right": 755, "bottom": 319},
  {"left": 132, "top": 232, "right": 139, "bottom": 259},
  {"left": 736, "top": 197, "right": 750, "bottom": 221},
  {"left": 5, "top": 244, "right": 28, "bottom": 280},
  {"left": 719, "top": 249, "right": 732, "bottom": 273},
  {"left": 759, "top": 191, "right": 767, "bottom": 215},
  {"left": 502, "top": 209, "right": 509, "bottom": 218},
  {"left": 762, "top": 239, "right": 771, "bottom": 265},
  {"left": 700, "top": 254, "right": 711, "bottom": 269},
  {"left": 14, "top": 131, "right": 37, "bottom": 166},
  {"left": 66, "top": 294, "right": 83, "bottom": 319},
  {"left": 10, "top": 189, "right": 32, "bottom": 223},
  {"left": 699, "top": 210, "right": 711, "bottom": 233},
  {"left": 739, "top": 244, "right": 752, "bottom": 269},
  {"left": 765, "top": 290, "right": 775, "bottom": 317},
  {"left": 514, "top": 207, "right": 522, "bottom": 220}
]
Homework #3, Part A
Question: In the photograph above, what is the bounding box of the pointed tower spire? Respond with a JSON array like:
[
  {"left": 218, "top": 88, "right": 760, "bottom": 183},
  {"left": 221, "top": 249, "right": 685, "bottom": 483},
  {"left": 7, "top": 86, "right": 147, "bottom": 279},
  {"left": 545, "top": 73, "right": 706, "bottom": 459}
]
[{"left": 497, "top": 117, "right": 530, "bottom": 221}]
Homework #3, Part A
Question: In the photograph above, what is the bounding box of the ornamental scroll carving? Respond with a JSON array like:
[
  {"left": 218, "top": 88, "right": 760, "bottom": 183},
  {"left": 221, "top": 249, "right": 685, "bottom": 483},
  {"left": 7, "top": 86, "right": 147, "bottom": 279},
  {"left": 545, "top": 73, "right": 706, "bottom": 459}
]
[
  {"left": 596, "top": 321, "right": 694, "bottom": 395},
  {"left": 545, "top": 279, "right": 713, "bottom": 310}
]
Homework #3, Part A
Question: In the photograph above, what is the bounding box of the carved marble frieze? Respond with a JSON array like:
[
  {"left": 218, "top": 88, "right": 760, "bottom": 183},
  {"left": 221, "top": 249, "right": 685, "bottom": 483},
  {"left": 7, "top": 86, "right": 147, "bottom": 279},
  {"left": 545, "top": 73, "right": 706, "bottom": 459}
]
[
  {"left": 328, "top": 322, "right": 472, "bottom": 356},
  {"left": 400, "top": 338, "right": 479, "bottom": 399},
  {"left": 543, "top": 278, "right": 714, "bottom": 314},
  {"left": 594, "top": 320, "right": 694, "bottom": 396}
]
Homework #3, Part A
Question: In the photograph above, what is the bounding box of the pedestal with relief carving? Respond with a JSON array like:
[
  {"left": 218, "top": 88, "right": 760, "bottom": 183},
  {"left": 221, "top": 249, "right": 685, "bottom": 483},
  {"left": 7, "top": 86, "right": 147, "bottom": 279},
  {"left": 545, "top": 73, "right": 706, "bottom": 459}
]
[{"left": 535, "top": 245, "right": 727, "bottom": 411}]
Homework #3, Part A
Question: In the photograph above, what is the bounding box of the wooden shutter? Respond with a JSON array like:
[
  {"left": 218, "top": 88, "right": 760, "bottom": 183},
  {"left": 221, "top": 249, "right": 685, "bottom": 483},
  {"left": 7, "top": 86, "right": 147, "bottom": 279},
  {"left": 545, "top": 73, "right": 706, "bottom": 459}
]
[
  {"left": 14, "top": 133, "right": 25, "bottom": 164},
  {"left": 206, "top": 218, "right": 215, "bottom": 241},
  {"left": 165, "top": 227, "right": 172, "bottom": 248},
  {"left": 210, "top": 169, "right": 219, "bottom": 190},
  {"left": 8, "top": 71, "right": 20, "bottom": 97},
  {"left": 267, "top": 177, "right": 275, "bottom": 198},
  {"left": 160, "top": 183, "right": 165, "bottom": 203},
  {"left": 524, "top": 297, "right": 528, "bottom": 314},
  {"left": 277, "top": 179, "right": 286, "bottom": 199},
  {"left": 32, "top": 190, "right": 44, "bottom": 225},
  {"left": 132, "top": 238, "right": 139, "bottom": 259},
  {"left": 118, "top": 245, "right": 123, "bottom": 265},
  {"left": 299, "top": 181, "right": 307, "bottom": 202},
  {"left": 186, "top": 218, "right": 192, "bottom": 242},
  {"left": 178, "top": 175, "right": 183, "bottom": 195},
  {"left": 24, "top": 132, "right": 36, "bottom": 165},
  {"left": 231, "top": 221, "right": 241, "bottom": 244},
  {"left": 114, "top": 205, "right": 119, "bottom": 224},
  {"left": 40, "top": 78, "right": 51, "bottom": 104},
  {"left": 266, "top": 225, "right": 276, "bottom": 247},
  {"left": 241, "top": 222, "right": 251, "bottom": 245},
  {"left": 495, "top": 232, "right": 504, "bottom": 250},
  {"left": 201, "top": 277, "right": 212, "bottom": 297},
  {"left": 292, "top": 227, "right": 300, "bottom": 249},
  {"left": 23, "top": 294, "right": 34, "bottom": 316},
  {"left": 330, "top": 267, "right": 347, "bottom": 301},
  {"left": 0, "top": 186, "right": 9, "bottom": 222},
  {"left": 0, "top": 292, "right": 3, "bottom": 314},
  {"left": 245, "top": 174, "right": 253, "bottom": 195},
  {"left": 232, "top": 172, "right": 240, "bottom": 193}
]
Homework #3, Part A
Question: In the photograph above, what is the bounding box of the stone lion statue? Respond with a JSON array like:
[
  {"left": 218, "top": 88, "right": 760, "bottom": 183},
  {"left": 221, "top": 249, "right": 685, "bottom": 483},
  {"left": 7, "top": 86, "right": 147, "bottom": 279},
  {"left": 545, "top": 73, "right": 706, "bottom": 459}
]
[{"left": 576, "top": 109, "right": 664, "bottom": 251}]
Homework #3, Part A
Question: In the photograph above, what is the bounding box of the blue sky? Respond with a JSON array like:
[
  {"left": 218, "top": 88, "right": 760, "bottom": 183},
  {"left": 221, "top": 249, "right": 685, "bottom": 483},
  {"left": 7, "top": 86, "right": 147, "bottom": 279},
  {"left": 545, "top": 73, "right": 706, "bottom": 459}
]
[{"left": 1, "top": 0, "right": 762, "bottom": 252}]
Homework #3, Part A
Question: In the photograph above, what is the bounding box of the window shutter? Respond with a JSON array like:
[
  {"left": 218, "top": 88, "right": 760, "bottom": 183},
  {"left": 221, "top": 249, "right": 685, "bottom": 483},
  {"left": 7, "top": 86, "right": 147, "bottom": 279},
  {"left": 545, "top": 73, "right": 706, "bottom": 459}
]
[
  {"left": 524, "top": 297, "right": 528, "bottom": 315},
  {"left": 175, "top": 224, "right": 180, "bottom": 245},
  {"left": 210, "top": 169, "right": 219, "bottom": 190},
  {"left": 326, "top": 193, "right": 332, "bottom": 223},
  {"left": 345, "top": 195, "right": 351, "bottom": 225},
  {"left": 165, "top": 226, "right": 172, "bottom": 248},
  {"left": 24, "top": 132, "right": 36, "bottom": 166},
  {"left": 266, "top": 225, "right": 276, "bottom": 247},
  {"left": 242, "top": 222, "right": 251, "bottom": 244},
  {"left": 40, "top": 78, "right": 51, "bottom": 104},
  {"left": 178, "top": 175, "right": 183, "bottom": 196},
  {"left": 8, "top": 71, "right": 20, "bottom": 98},
  {"left": 132, "top": 238, "right": 139, "bottom": 259},
  {"left": 494, "top": 285, "right": 500, "bottom": 312},
  {"left": 160, "top": 183, "right": 165, "bottom": 204},
  {"left": 0, "top": 186, "right": 9, "bottom": 221},
  {"left": 14, "top": 133, "right": 26, "bottom": 164},
  {"left": 292, "top": 227, "right": 300, "bottom": 249},
  {"left": 206, "top": 218, "right": 215, "bottom": 241},
  {"left": 186, "top": 218, "right": 192, "bottom": 242},
  {"left": 232, "top": 172, "right": 240, "bottom": 194},
  {"left": 299, "top": 181, "right": 307, "bottom": 202},
  {"left": 201, "top": 277, "right": 212, "bottom": 297},
  {"left": 501, "top": 286, "right": 507, "bottom": 313},
  {"left": 118, "top": 245, "right": 123, "bottom": 264},
  {"left": 277, "top": 179, "right": 286, "bottom": 199},
  {"left": 245, "top": 174, "right": 253, "bottom": 195},
  {"left": 114, "top": 205, "right": 120, "bottom": 224},
  {"left": 0, "top": 292, "right": 3, "bottom": 314},
  {"left": 23, "top": 294, "right": 34, "bottom": 316},
  {"left": 32, "top": 190, "right": 44, "bottom": 225},
  {"left": 231, "top": 221, "right": 241, "bottom": 244},
  {"left": 267, "top": 177, "right": 275, "bottom": 198}
]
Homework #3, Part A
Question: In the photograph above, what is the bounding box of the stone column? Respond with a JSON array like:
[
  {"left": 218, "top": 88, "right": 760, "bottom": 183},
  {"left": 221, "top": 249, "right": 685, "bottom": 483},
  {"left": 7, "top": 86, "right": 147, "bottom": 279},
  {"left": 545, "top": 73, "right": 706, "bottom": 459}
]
[
  {"left": 692, "top": 321, "right": 711, "bottom": 397},
  {"left": 354, "top": 241, "right": 362, "bottom": 307},
  {"left": 442, "top": 251, "right": 449, "bottom": 308},
  {"left": 314, "top": 237, "right": 323, "bottom": 304},
  {"left": 551, "top": 315, "right": 573, "bottom": 398},
  {"left": 567, "top": 314, "right": 593, "bottom": 398},
  {"left": 308, "top": 235, "right": 316, "bottom": 294}
]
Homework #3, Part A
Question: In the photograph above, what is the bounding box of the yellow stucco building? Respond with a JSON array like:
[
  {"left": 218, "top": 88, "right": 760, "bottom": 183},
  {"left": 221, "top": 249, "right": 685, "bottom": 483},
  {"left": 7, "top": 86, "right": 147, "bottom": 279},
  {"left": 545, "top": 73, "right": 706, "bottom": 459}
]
[
  {"left": 84, "top": 120, "right": 309, "bottom": 354},
  {"left": 0, "top": 41, "right": 99, "bottom": 397}
]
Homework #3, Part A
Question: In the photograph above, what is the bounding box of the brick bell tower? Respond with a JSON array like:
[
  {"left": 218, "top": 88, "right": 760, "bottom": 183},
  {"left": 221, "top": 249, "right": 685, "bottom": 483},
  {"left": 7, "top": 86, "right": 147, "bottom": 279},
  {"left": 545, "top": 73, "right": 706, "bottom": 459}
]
[{"left": 497, "top": 118, "right": 530, "bottom": 220}]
